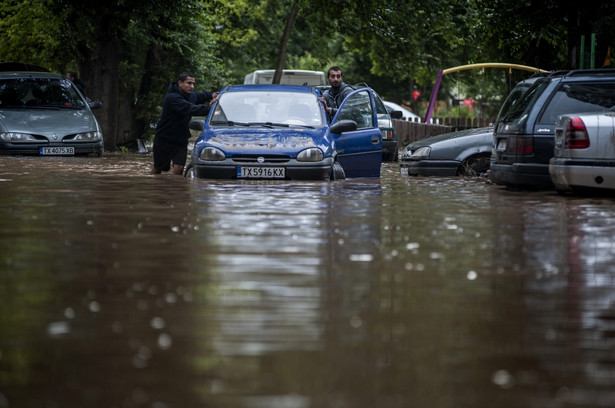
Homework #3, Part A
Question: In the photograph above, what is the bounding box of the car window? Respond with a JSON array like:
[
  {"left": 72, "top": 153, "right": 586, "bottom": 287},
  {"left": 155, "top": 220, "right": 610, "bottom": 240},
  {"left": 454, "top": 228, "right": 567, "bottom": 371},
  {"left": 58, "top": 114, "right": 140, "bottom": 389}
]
[
  {"left": 337, "top": 90, "right": 374, "bottom": 129},
  {"left": 538, "top": 82, "right": 615, "bottom": 124},
  {"left": 496, "top": 82, "right": 532, "bottom": 122},
  {"left": 0, "top": 78, "right": 86, "bottom": 108},
  {"left": 498, "top": 79, "right": 550, "bottom": 123},
  {"left": 210, "top": 90, "right": 323, "bottom": 126},
  {"left": 372, "top": 92, "right": 388, "bottom": 115}
]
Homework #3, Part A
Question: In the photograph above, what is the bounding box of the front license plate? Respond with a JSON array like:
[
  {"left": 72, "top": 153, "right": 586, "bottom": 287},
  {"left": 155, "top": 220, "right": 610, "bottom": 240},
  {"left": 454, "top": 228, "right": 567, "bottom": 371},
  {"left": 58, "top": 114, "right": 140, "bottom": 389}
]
[
  {"left": 237, "top": 167, "right": 285, "bottom": 179},
  {"left": 40, "top": 147, "right": 75, "bottom": 155}
]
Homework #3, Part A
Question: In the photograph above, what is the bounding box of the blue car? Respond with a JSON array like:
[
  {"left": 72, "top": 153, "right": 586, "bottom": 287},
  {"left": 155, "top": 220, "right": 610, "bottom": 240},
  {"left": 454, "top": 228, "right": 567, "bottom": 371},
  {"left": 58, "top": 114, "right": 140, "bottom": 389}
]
[{"left": 186, "top": 84, "right": 383, "bottom": 180}]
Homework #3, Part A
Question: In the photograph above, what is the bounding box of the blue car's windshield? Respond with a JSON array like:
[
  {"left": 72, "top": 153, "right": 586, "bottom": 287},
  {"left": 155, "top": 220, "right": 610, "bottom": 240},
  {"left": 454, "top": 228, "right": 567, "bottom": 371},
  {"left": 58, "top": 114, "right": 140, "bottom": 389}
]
[
  {"left": 210, "top": 90, "right": 324, "bottom": 127},
  {"left": 0, "top": 78, "right": 87, "bottom": 109}
]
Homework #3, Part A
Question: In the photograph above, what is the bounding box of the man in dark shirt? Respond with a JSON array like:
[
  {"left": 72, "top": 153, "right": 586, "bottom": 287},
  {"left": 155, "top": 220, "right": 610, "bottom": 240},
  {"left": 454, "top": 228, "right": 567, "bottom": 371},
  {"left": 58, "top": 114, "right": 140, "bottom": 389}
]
[
  {"left": 320, "top": 66, "right": 353, "bottom": 120},
  {"left": 151, "top": 72, "right": 217, "bottom": 175},
  {"left": 67, "top": 71, "right": 86, "bottom": 96}
]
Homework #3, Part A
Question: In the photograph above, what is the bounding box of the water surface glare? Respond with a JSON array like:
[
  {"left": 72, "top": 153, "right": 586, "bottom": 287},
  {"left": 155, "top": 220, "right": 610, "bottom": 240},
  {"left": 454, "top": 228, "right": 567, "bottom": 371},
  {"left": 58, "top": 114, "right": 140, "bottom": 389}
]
[{"left": 1, "top": 154, "right": 615, "bottom": 408}]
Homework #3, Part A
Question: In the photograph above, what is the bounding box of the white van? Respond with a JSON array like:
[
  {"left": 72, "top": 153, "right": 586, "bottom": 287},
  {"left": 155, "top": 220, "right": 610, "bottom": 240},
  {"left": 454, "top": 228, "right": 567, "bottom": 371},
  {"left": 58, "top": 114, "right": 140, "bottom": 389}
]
[{"left": 243, "top": 69, "right": 326, "bottom": 86}]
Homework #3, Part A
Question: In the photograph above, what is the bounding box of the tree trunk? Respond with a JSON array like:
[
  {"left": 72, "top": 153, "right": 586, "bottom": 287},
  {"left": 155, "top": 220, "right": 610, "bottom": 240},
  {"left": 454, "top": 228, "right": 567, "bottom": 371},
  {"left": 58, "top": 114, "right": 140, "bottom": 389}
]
[
  {"left": 130, "top": 43, "right": 162, "bottom": 145},
  {"left": 273, "top": 2, "right": 300, "bottom": 84},
  {"left": 81, "top": 18, "right": 122, "bottom": 152}
]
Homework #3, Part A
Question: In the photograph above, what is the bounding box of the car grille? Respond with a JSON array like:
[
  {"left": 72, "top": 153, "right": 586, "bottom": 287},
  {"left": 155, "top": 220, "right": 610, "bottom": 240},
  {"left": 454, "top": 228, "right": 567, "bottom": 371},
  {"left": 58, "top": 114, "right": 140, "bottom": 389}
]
[{"left": 232, "top": 155, "right": 291, "bottom": 163}]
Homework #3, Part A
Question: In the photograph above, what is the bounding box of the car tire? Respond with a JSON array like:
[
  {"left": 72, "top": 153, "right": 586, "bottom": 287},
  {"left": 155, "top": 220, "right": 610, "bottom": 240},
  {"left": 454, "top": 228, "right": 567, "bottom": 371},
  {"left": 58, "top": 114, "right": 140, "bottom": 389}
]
[
  {"left": 331, "top": 161, "right": 345, "bottom": 180},
  {"left": 459, "top": 155, "right": 490, "bottom": 177},
  {"left": 184, "top": 162, "right": 195, "bottom": 179}
]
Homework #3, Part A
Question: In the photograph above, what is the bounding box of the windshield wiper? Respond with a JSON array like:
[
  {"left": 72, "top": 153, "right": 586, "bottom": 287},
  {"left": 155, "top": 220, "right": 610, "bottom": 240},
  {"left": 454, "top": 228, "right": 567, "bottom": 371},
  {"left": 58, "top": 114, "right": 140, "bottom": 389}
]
[
  {"left": 26, "top": 104, "right": 82, "bottom": 110},
  {"left": 210, "top": 120, "right": 312, "bottom": 129},
  {"left": 211, "top": 120, "right": 250, "bottom": 127},
  {"left": 248, "top": 122, "right": 289, "bottom": 128}
]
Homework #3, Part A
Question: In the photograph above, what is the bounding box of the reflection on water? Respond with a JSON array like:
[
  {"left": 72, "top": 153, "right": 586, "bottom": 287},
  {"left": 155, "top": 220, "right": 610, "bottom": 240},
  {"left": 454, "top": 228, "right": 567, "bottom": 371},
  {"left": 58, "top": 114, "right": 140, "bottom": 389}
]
[{"left": 1, "top": 155, "right": 615, "bottom": 407}]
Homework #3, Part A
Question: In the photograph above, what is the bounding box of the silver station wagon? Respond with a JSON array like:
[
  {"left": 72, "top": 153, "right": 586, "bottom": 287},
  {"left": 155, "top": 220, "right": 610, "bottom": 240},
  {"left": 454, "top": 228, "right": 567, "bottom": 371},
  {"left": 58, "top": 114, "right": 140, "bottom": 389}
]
[{"left": 550, "top": 112, "right": 615, "bottom": 194}]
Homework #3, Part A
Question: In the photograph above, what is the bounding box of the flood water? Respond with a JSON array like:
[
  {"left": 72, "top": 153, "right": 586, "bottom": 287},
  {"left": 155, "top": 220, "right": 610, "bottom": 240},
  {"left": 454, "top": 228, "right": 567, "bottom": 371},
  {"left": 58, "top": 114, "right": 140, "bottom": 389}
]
[{"left": 1, "top": 154, "right": 615, "bottom": 408}]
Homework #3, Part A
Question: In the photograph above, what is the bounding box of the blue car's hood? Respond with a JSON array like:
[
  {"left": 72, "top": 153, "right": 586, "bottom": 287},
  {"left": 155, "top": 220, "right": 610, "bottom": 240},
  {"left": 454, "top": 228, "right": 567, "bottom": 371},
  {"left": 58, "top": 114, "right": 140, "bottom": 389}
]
[
  {"left": 201, "top": 127, "right": 327, "bottom": 154},
  {"left": 0, "top": 108, "right": 99, "bottom": 136}
]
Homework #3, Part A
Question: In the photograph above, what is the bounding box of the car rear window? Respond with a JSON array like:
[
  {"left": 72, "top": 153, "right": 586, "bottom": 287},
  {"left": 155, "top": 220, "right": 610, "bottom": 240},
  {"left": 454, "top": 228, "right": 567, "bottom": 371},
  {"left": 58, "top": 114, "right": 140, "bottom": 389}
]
[
  {"left": 538, "top": 82, "right": 615, "bottom": 124},
  {"left": 497, "top": 79, "right": 550, "bottom": 123},
  {"left": 496, "top": 82, "right": 532, "bottom": 122}
]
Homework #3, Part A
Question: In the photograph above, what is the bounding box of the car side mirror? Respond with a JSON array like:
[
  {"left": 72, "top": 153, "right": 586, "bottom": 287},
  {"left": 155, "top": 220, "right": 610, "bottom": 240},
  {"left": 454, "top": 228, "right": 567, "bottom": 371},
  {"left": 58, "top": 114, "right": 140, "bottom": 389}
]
[
  {"left": 390, "top": 110, "right": 403, "bottom": 119},
  {"left": 330, "top": 119, "right": 357, "bottom": 134},
  {"left": 88, "top": 101, "right": 102, "bottom": 109},
  {"left": 189, "top": 119, "right": 205, "bottom": 131}
]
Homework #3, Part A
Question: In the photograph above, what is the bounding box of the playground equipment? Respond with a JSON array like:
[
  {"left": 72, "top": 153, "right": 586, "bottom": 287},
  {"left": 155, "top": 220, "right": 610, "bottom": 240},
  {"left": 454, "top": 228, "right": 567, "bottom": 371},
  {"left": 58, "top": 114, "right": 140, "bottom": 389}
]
[{"left": 424, "top": 63, "right": 549, "bottom": 123}]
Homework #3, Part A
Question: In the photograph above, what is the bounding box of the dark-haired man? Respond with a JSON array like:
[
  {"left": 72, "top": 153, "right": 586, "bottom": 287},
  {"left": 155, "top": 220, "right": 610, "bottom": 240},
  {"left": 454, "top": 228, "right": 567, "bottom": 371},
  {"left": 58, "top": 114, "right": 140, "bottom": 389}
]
[
  {"left": 151, "top": 72, "right": 217, "bottom": 175},
  {"left": 320, "top": 66, "right": 353, "bottom": 120}
]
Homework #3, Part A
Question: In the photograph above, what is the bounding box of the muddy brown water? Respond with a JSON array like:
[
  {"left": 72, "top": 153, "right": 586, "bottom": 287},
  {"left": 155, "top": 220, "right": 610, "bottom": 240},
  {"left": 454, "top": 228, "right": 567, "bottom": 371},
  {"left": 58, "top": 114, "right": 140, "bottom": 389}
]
[{"left": 1, "top": 154, "right": 615, "bottom": 408}]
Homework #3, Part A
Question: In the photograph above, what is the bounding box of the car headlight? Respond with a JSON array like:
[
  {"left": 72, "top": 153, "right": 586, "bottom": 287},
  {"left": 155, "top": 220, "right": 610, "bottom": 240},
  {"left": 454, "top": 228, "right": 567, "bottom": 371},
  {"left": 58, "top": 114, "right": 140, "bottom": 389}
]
[
  {"left": 200, "top": 146, "right": 225, "bottom": 161},
  {"left": 297, "top": 147, "right": 323, "bottom": 162},
  {"left": 411, "top": 146, "right": 431, "bottom": 159},
  {"left": 0, "top": 132, "right": 39, "bottom": 143},
  {"left": 68, "top": 131, "right": 103, "bottom": 142}
]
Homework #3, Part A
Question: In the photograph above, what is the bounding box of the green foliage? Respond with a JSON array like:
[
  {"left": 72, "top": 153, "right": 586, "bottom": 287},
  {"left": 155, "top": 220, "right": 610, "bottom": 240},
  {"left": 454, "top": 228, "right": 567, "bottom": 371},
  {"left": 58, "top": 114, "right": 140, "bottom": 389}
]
[
  {"left": 469, "top": 0, "right": 568, "bottom": 69},
  {"left": 2, "top": 0, "right": 615, "bottom": 144},
  {"left": 0, "top": 0, "right": 63, "bottom": 69}
]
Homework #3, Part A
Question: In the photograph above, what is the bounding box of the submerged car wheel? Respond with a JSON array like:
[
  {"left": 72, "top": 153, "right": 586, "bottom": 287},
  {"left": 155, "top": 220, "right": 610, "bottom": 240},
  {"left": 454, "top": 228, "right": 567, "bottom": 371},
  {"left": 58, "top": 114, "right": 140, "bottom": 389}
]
[
  {"left": 458, "top": 155, "right": 490, "bottom": 177},
  {"left": 184, "top": 162, "right": 195, "bottom": 179},
  {"left": 331, "top": 161, "right": 345, "bottom": 180}
]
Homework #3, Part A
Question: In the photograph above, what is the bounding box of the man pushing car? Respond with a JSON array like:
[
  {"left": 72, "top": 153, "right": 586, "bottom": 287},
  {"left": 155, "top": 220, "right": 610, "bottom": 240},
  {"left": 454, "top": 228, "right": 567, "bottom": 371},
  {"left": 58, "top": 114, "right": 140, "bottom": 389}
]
[{"left": 151, "top": 72, "right": 218, "bottom": 175}]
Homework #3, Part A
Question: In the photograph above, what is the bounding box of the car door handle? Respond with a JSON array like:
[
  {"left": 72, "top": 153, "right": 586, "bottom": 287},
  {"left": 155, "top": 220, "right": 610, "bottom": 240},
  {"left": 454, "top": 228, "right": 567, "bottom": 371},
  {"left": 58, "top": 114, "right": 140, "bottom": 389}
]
[{"left": 371, "top": 136, "right": 380, "bottom": 144}]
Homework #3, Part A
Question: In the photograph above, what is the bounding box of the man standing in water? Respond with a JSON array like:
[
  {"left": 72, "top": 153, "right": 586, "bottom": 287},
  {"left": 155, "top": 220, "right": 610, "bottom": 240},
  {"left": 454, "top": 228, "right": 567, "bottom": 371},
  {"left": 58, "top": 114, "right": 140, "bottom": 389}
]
[
  {"left": 151, "top": 72, "right": 217, "bottom": 175},
  {"left": 320, "top": 66, "right": 353, "bottom": 120}
]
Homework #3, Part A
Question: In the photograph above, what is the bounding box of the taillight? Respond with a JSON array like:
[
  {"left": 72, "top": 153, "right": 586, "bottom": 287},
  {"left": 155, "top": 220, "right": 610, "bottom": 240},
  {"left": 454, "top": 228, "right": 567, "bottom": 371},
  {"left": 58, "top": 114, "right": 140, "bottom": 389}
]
[
  {"left": 381, "top": 129, "right": 394, "bottom": 140},
  {"left": 508, "top": 136, "right": 533, "bottom": 154},
  {"left": 564, "top": 117, "right": 590, "bottom": 149}
]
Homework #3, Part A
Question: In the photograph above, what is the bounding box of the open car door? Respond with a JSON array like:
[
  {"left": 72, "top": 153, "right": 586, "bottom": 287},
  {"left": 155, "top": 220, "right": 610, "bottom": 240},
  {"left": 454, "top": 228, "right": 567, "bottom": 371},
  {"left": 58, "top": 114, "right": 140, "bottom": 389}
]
[{"left": 331, "top": 88, "right": 382, "bottom": 178}]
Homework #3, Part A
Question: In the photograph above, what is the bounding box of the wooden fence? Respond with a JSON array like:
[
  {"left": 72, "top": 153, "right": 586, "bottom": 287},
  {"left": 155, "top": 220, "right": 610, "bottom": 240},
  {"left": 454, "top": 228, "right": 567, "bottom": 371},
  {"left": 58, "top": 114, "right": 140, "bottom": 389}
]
[{"left": 393, "top": 117, "right": 495, "bottom": 146}]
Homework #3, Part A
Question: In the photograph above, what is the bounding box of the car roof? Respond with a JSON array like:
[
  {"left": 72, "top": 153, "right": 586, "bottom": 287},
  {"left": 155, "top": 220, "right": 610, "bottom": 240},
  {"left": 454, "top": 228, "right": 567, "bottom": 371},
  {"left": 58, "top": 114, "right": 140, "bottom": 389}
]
[
  {"left": 536, "top": 69, "right": 615, "bottom": 83},
  {"left": 0, "top": 71, "right": 64, "bottom": 80},
  {"left": 383, "top": 100, "right": 419, "bottom": 116},
  {"left": 0, "top": 62, "right": 49, "bottom": 73},
  {"left": 222, "top": 84, "right": 318, "bottom": 93}
]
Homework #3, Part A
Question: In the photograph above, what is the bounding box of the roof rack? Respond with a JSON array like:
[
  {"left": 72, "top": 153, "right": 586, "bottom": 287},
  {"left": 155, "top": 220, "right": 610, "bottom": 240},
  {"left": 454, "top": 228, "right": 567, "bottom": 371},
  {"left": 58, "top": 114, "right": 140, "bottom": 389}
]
[{"left": 564, "top": 68, "right": 615, "bottom": 77}]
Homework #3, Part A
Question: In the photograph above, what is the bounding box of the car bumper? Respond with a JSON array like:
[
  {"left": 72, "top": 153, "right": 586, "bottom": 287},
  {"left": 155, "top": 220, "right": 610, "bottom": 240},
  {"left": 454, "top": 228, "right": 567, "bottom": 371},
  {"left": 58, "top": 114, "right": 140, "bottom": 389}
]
[
  {"left": 0, "top": 142, "right": 104, "bottom": 156},
  {"left": 550, "top": 158, "right": 615, "bottom": 191},
  {"left": 489, "top": 162, "right": 553, "bottom": 188},
  {"left": 400, "top": 159, "right": 459, "bottom": 177},
  {"left": 192, "top": 157, "right": 335, "bottom": 180}
]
